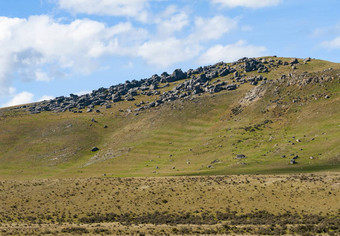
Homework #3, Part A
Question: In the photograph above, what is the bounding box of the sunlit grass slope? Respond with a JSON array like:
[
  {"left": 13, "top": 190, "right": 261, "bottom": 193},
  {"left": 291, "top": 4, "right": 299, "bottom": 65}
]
[{"left": 0, "top": 57, "right": 339, "bottom": 179}]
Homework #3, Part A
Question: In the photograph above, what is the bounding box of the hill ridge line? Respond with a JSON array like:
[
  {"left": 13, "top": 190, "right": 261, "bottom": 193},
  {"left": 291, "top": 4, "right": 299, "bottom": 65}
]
[{"left": 15, "top": 56, "right": 312, "bottom": 115}]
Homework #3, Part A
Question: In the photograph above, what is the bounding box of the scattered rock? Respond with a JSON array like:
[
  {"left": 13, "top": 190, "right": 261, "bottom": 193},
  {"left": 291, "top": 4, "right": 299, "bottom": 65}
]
[
  {"left": 303, "top": 57, "right": 311, "bottom": 64},
  {"left": 290, "top": 58, "right": 299, "bottom": 65},
  {"left": 210, "top": 159, "right": 221, "bottom": 164},
  {"left": 236, "top": 154, "right": 247, "bottom": 159},
  {"left": 226, "top": 84, "right": 237, "bottom": 90},
  {"left": 125, "top": 95, "right": 135, "bottom": 101}
]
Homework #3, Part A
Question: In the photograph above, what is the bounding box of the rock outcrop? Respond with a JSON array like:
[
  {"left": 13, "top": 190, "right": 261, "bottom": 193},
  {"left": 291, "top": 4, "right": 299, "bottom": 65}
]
[{"left": 21, "top": 57, "right": 315, "bottom": 115}]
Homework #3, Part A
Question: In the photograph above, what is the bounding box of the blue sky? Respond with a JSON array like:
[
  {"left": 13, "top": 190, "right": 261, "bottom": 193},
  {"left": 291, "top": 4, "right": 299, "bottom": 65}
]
[{"left": 0, "top": 0, "right": 339, "bottom": 107}]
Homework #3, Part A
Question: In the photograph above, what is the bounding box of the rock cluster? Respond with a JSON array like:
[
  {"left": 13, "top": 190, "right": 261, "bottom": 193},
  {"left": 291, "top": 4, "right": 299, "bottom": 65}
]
[{"left": 24, "top": 57, "right": 291, "bottom": 114}]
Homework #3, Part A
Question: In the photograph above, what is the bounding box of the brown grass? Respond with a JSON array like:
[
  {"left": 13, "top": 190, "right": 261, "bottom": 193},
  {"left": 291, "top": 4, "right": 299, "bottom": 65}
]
[{"left": 0, "top": 174, "right": 339, "bottom": 235}]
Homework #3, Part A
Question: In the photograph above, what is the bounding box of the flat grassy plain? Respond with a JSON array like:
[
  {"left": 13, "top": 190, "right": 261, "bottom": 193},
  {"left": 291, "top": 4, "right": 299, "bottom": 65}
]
[{"left": 0, "top": 174, "right": 339, "bottom": 235}]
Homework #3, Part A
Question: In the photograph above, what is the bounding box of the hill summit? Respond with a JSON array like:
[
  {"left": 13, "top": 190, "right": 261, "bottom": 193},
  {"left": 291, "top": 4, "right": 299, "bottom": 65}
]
[
  {"left": 22, "top": 57, "right": 305, "bottom": 114},
  {"left": 0, "top": 56, "right": 339, "bottom": 179}
]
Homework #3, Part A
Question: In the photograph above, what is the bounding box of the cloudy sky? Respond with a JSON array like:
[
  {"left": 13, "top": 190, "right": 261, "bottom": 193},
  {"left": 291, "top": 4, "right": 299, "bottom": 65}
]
[{"left": 0, "top": 0, "right": 339, "bottom": 107}]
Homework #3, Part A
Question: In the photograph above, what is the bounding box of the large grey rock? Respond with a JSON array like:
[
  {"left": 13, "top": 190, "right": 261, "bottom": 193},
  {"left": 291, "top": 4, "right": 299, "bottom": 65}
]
[
  {"left": 226, "top": 84, "right": 237, "bottom": 90},
  {"left": 112, "top": 94, "right": 121, "bottom": 103},
  {"left": 150, "top": 84, "right": 158, "bottom": 90},
  {"left": 257, "top": 66, "right": 269, "bottom": 73},
  {"left": 171, "top": 69, "right": 187, "bottom": 81},
  {"left": 125, "top": 95, "right": 135, "bottom": 101},
  {"left": 236, "top": 154, "right": 246, "bottom": 159},
  {"left": 206, "top": 71, "right": 218, "bottom": 80},
  {"left": 219, "top": 68, "right": 230, "bottom": 76},
  {"left": 197, "top": 74, "right": 208, "bottom": 83}
]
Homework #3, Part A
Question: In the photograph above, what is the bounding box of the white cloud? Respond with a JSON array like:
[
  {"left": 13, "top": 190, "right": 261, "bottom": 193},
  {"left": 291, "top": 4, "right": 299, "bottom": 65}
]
[
  {"left": 156, "top": 11, "right": 189, "bottom": 37},
  {"left": 241, "top": 25, "right": 253, "bottom": 31},
  {"left": 123, "top": 62, "right": 134, "bottom": 69},
  {"left": 199, "top": 40, "right": 267, "bottom": 64},
  {"left": 39, "top": 95, "right": 54, "bottom": 101},
  {"left": 312, "top": 22, "right": 340, "bottom": 50},
  {"left": 153, "top": 5, "right": 191, "bottom": 38},
  {"left": 138, "top": 38, "right": 201, "bottom": 67},
  {"left": 0, "top": 15, "right": 145, "bottom": 97},
  {"left": 321, "top": 36, "right": 340, "bottom": 49},
  {"left": 312, "top": 22, "right": 340, "bottom": 37},
  {"left": 211, "top": 0, "right": 282, "bottom": 8},
  {"left": 0, "top": 6, "right": 246, "bottom": 95},
  {"left": 58, "top": 0, "right": 150, "bottom": 22},
  {"left": 9, "top": 87, "right": 16, "bottom": 95},
  {"left": 75, "top": 91, "right": 91, "bottom": 96},
  {"left": 1, "top": 93, "right": 55, "bottom": 108},
  {"left": 191, "top": 15, "right": 237, "bottom": 41},
  {"left": 35, "top": 71, "right": 51, "bottom": 82},
  {"left": 138, "top": 15, "right": 238, "bottom": 67},
  {"left": 3, "top": 91, "right": 34, "bottom": 107},
  {"left": 316, "top": 22, "right": 340, "bottom": 50}
]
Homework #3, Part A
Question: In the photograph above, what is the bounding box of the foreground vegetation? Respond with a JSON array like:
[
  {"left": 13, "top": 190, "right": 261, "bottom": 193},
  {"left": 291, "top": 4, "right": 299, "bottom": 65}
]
[{"left": 0, "top": 174, "right": 339, "bottom": 235}]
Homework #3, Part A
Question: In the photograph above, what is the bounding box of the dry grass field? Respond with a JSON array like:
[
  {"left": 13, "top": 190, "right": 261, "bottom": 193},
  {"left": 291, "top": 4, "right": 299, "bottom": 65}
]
[
  {"left": 0, "top": 57, "right": 339, "bottom": 235},
  {"left": 0, "top": 174, "right": 339, "bottom": 235}
]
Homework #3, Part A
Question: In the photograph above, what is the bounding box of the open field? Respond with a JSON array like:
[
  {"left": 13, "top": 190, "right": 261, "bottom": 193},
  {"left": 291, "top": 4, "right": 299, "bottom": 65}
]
[{"left": 0, "top": 174, "right": 339, "bottom": 235}]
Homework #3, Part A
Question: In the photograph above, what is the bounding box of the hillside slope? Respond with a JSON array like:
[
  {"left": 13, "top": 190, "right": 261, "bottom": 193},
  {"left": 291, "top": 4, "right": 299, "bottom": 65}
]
[{"left": 0, "top": 56, "right": 339, "bottom": 179}]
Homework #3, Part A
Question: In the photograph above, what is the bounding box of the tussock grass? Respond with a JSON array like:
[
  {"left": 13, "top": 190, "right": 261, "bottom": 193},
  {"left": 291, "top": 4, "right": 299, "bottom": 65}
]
[{"left": 0, "top": 174, "right": 338, "bottom": 235}]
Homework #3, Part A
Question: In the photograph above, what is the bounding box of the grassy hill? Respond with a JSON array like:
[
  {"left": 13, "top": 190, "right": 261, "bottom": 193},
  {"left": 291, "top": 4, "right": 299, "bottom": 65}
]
[{"left": 0, "top": 56, "right": 339, "bottom": 179}]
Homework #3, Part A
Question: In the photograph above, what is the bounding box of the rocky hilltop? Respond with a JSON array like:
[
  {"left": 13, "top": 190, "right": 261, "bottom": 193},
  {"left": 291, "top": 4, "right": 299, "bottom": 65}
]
[{"left": 23, "top": 57, "right": 311, "bottom": 115}]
